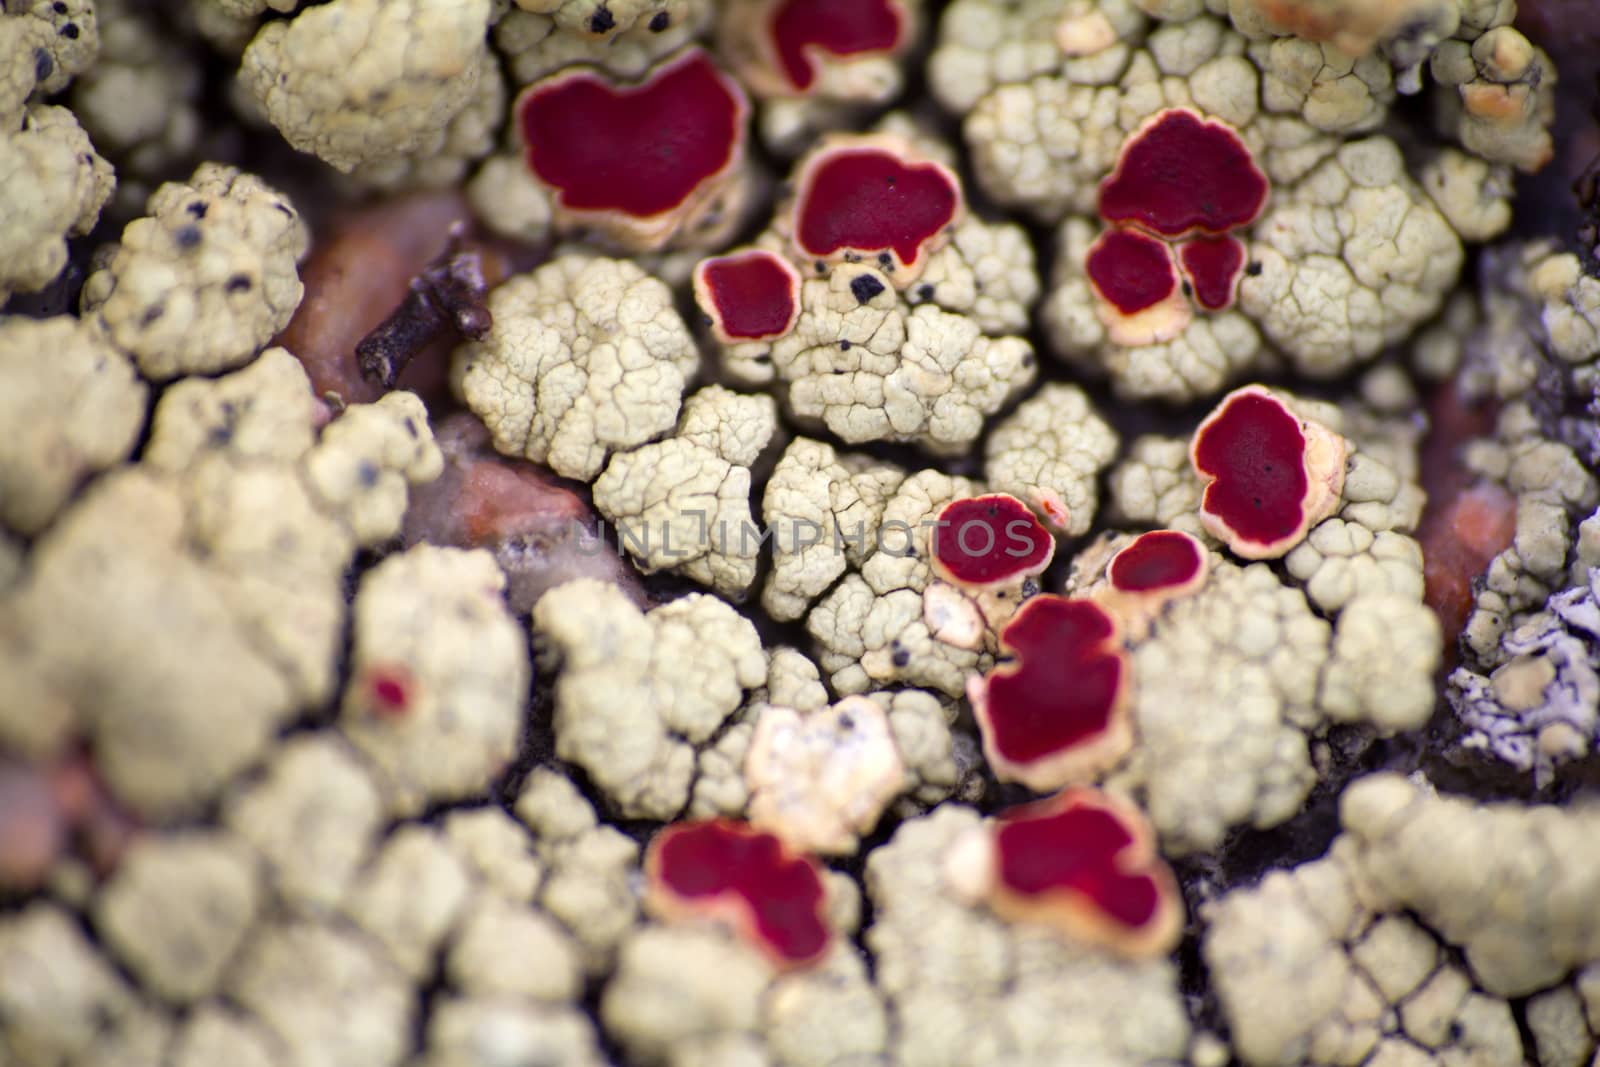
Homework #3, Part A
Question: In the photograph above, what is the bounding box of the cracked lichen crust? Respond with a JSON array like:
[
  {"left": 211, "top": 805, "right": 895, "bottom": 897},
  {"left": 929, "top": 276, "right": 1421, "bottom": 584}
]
[
  {"left": 1108, "top": 559, "right": 1331, "bottom": 854},
  {"left": 1204, "top": 833, "right": 1525, "bottom": 1067},
  {"left": 769, "top": 263, "right": 1036, "bottom": 454},
  {"left": 865, "top": 804, "right": 1190, "bottom": 1066},
  {"left": 601, "top": 918, "right": 889, "bottom": 1067},
  {"left": 225, "top": 918, "right": 414, "bottom": 1067},
  {"left": 455, "top": 254, "right": 699, "bottom": 480},
  {"left": 532, "top": 578, "right": 767, "bottom": 819},
  {"left": 1109, "top": 388, "right": 1426, "bottom": 557},
  {"left": 493, "top": 0, "right": 709, "bottom": 85},
  {"left": 239, "top": 0, "right": 493, "bottom": 174},
  {"left": 1043, "top": 218, "right": 1265, "bottom": 402},
  {"left": 221, "top": 732, "right": 383, "bottom": 913},
  {"left": 806, "top": 469, "right": 994, "bottom": 698},
  {"left": 1248, "top": 34, "right": 1393, "bottom": 134},
  {"left": 912, "top": 214, "right": 1042, "bottom": 336},
  {"left": 0, "top": 315, "right": 146, "bottom": 536},
  {"left": 513, "top": 0, "right": 698, "bottom": 37},
  {"left": 1342, "top": 774, "right": 1600, "bottom": 998},
  {"left": 984, "top": 383, "right": 1118, "bottom": 536},
  {"left": 1239, "top": 137, "right": 1462, "bottom": 378},
  {"left": 0, "top": 351, "right": 441, "bottom": 815},
  {"left": 1527, "top": 247, "right": 1600, "bottom": 366},
  {"left": 952, "top": 15, "right": 1310, "bottom": 223},
  {"left": 688, "top": 645, "right": 830, "bottom": 820},
  {"left": 1419, "top": 146, "right": 1514, "bottom": 243},
  {"left": 0, "top": 104, "right": 114, "bottom": 306},
  {"left": 81, "top": 163, "right": 308, "bottom": 380},
  {"left": 93, "top": 832, "right": 261, "bottom": 1004},
  {"left": 1429, "top": 26, "right": 1555, "bottom": 173},
  {"left": 929, "top": 0, "right": 1148, "bottom": 116},
  {"left": 0, "top": 902, "right": 169, "bottom": 1067},
  {"left": 514, "top": 767, "right": 643, "bottom": 972},
  {"left": 339, "top": 545, "right": 529, "bottom": 816},
  {"left": 1453, "top": 402, "right": 1599, "bottom": 669},
  {"left": 761, "top": 437, "right": 905, "bottom": 622},
  {"left": 592, "top": 385, "right": 778, "bottom": 598},
  {"left": 350, "top": 50, "right": 506, "bottom": 191}
]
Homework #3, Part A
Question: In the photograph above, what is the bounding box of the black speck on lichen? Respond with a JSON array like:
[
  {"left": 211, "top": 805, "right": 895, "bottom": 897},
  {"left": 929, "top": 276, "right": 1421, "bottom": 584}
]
[
  {"left": 850, "top": 274, "right": 885, "bottom": 304},
  {"left": 174, "top": 225, "right": 202, "bottom": 249},
  {"left": 648, "top": 11, "right": 669, "bottom": 31},
  {"left": 588, "top": 5, "right": 615, "bottom": 33},
  {"left": 60, "top": 21, "right": 78, "bottom": 39},
  {"left": 33, "top": 48, "right": 52, "bottom": 84},
  {"left": 186, "top": 201, "right": 208, "bottom": 219},
  {"left": 1245, "top": 261, "right": 1263, "bottom": 276},
  {"left": 226, "top": 274, "right": 252, "bottom": 293}
]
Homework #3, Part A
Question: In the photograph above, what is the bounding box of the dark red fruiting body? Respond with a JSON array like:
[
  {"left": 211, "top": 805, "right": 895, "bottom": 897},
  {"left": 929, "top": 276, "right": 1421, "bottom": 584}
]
[
  {"left": 969, "top": 596, "right": 1132, "bottom": 791},
  {"left": 770, "top": 0, "right": 905, "bottom": 91},
  {"left": 1192, "top": 391, "right": 1311, "bottom": 547},
  {"left": 792, "top": 142, "right": 961, "bottom": 278},
  {"left": 1109, "top": 530, "right": 1205, "bottom": 593},
  {"left": 693, "top": 250, "right": 802, "bottom": 343},
  {"left": 517, "top": 50, "right": 747, "bottom": 222},
  {"left": 1099, "top": 109, "right": 1269, "bottom": 238},
  {"left": 1177, "top": 235, "right": 1247, "bottom": 311},
  {"left": 647, "top": 819, "right": 831, "bottom": 968},
  {"left": 1085, "top": 228, "right": 1179, "bottom": 314},
  {"left": 931, "top": 494, "right": 1054, "bottom": 589},
  {"left": 987, "top": 789, "right": 1182, "bottom": 957},
  {"left": 363, "top": 663, "right": 415, "bottom": 717},
  {"left": 1190, "top": 385, "right": 1346, "bottom": 559}
]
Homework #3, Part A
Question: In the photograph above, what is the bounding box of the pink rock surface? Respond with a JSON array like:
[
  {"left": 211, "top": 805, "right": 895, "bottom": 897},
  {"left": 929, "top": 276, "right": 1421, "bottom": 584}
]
[{"left": 402, "top": 414, "right": 647, "bottom": 613}]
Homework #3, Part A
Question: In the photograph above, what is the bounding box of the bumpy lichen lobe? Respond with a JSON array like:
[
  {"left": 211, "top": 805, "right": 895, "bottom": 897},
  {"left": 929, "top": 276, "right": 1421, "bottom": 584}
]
[
  {"left": 771, "top": 0, "right": 904, "bottom": 91},
  {"left": 517, "top": 50, "right": 745, "bottom": 218}
]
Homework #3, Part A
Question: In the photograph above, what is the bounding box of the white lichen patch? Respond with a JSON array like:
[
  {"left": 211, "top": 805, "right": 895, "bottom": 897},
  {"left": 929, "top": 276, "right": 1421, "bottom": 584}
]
[
  {"left": 592, "top": 385, "right": 778, "bottom": 598},
  {"left": 454, "top": 254, "right": 700, "bottom": 480},
  {"left": 745, "top": 695, "right": 906, "bottom": 855},
  {"left": 340, "top": 545, "right": 530, "bottom": 816},
  {"left": 533, "top": 578, "right": 767, "bottom": 819},
  {"left": 82, "top": 163, "right": 308, "bottom": 379}
]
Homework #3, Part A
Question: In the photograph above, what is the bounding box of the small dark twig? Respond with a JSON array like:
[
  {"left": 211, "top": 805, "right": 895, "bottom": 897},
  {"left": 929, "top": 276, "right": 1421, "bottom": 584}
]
[{"left": 356, "top": 221, "right": 493, "bottom": 389}]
